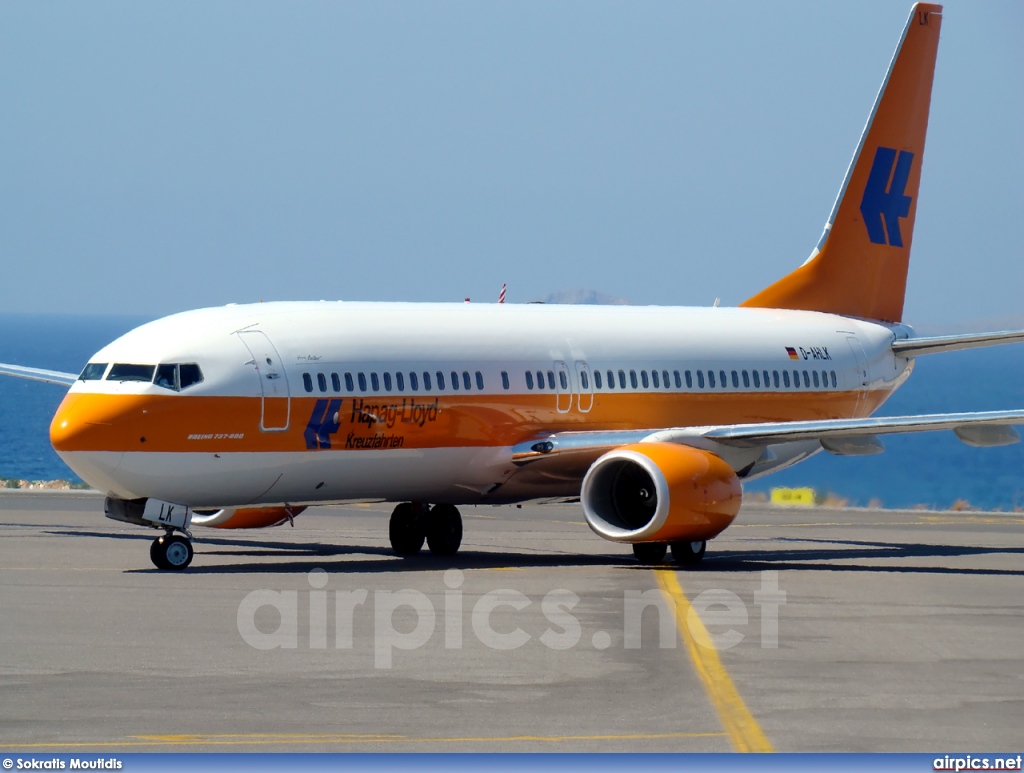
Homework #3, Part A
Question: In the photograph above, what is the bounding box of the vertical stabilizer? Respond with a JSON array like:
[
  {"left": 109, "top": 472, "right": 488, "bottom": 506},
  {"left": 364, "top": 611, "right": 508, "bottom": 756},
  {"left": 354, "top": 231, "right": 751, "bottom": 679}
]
[{"left": 742, "top": 3, "right": 942, "bottom": 323}]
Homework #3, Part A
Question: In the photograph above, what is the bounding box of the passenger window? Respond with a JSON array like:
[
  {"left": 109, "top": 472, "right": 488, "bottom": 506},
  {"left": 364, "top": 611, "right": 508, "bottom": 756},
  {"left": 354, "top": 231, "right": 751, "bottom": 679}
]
[
  {"left": 464, "top": 371, "right": 472, "bottom": 391},
  {"left": 423, "top": 372, "right": 432, "bottom": 391},
  {"left": 580, "top": 370, "right": 589, "bottom": 390},
  {"left": 344, "top": 373, "right": 354, "bottom": 392},
  {"left": 783, "top": 371, "right": 791, "bottom": 388},
  {"left": 821, "top": 370, "right": 828, "bottom": 388},
  {"left": 629, "top": 370, "right": 638, "bottom": 389},
  {"left": 708, "top": 370, "right": 715, "bottom": 389},
  {"left": 813, "top": 371, "right": 820, "bottom": 388},
  {"left": 526, "top": 371, "right": 534, "bottom": 390},
  {"left": 155, "top": 364, "right": 177, "bottom": 390},
  {"left": 358, "top": 373, "right": 367, "bottom": 392},
  {"left": 370, "top": 373, "right": 379, "bottom": 391},
  {"left": 382, "top": 372, "right": 392, "bottom": 392},
  {"left": 618, "top": 370, "right": 626, "bottom": 389},
  {"left": 477, "top": 371, "right": 485, "bottom": 390},
  {"left": 662, "top": 370, "right": 670, "bottom": 389},
  {"left": 731, "top": 370, "right": 739, "bottom": 389},
  {"left": 547, "top": 371, "right": 555, "bottom": 390},
  {"left": 537, "top": 371, "right": 545, "bottom": 389},
  {"left": 640, "top": 370, "right": 648, "bottom": 389},
  {"left": 594, "top": 370, "right": 602, "bottom": 389},
  {"left": 752, "top": 370, "right": 760, "bottom": 389},
  {"left": 651, "top": 370, "right": 659, "bottom": 389},
  {"left": 831, "top": 371, "right": 838, "bottom": 388},
  {"left": 79, "top": 362, "right": 108, "bottom": 381},
  {"left": 108, "top": 363, "right": 156, "bottom": 382},
  {"left": 763, "top": 370, "right": 770, "bottom": 389},
  {"left": 501, "top": 371, "right": 510, "bottom": 390},
  {"left": 720, "top": 370, "right": 727, "bottom": 389},
  {"left": 409, "top": 372, "right": 418, "bottom": 391},
  {"left": 697, "top": 370, "right": 705, "bottom": 389},
  {"left": 396, "top": 372, "right": 405, "bottom": 392},
  {"left": 437, "top": 371, "right": 445, "bottom": 390},
  {"left": 607, "top": 370, "right": 615, "bottom": 389},
  {"left": 332, "top": 373, "right": 342, "bottom": 392},
  {"left": 803, "top": 371, "right": 810, "bottom": 388},
  {"left": 772, "top": 371, "right": 780, "bottom": 389},
  {"left": 317, "top": 373, "right": 327, "bottom": 393},
  {"left": 684, "top": 370, "right": 692, "bottom": 389},
  {"left": 450, "top": 371, "right": 458, "bottom": 391}
]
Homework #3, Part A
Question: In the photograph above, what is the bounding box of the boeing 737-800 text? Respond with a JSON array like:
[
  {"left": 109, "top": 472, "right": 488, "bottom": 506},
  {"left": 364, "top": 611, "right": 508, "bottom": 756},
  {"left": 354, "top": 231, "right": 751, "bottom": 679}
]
[{"left": 3, "top": 3, "right": 1023, "bottom": 570}]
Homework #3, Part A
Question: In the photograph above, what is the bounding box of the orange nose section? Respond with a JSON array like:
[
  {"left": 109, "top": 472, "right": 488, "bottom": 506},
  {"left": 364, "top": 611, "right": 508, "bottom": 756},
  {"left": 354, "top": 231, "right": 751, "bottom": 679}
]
[{"left": 50, "top": 392, "right": 147, "bottom": 451}]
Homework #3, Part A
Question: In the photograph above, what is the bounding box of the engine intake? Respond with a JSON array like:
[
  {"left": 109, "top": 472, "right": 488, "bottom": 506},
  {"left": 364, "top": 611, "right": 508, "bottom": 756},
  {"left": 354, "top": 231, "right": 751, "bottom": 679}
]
[{"left": 581, "top": 443, "right": 740, "bottom": 543}]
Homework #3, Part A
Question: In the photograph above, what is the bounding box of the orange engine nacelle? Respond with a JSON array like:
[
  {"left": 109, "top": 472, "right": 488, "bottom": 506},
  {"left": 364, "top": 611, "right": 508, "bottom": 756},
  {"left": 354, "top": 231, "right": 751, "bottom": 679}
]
[
  {"left": 190, "top": 506, "right": 307, "bottom": 529},
  {"left": 581, "top": 443, "right": 741, "bottom": 543}
]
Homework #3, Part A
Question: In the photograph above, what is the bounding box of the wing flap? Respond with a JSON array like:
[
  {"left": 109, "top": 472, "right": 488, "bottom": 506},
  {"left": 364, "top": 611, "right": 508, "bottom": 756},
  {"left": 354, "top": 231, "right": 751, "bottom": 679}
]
[{"left": 0, "top": 362, "right": 78, "bottom": 386}]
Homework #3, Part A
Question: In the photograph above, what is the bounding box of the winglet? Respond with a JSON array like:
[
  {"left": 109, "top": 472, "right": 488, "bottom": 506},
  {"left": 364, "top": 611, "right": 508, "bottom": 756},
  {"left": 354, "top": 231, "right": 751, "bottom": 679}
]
[{"left": 741, "top": 3, "right": 942, "bottom": 323}]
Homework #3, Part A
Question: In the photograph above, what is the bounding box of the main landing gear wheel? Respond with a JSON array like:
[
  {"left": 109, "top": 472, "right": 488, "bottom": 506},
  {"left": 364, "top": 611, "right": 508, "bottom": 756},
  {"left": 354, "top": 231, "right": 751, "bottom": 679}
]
[
  {"left": 670, "top": 540, "right": 707, "bottom": 566},
  {"left": 426, "top": 504, "right": 463, "bottom": 556},
  {"left": 389, "top": 503, "right": 426, "bottom": 556},
  {"left": 632, "top": 542, "right": 668, "bottom": 565},
  {"left": 150, "top": 534, "right": 194, "bottom": 570}
]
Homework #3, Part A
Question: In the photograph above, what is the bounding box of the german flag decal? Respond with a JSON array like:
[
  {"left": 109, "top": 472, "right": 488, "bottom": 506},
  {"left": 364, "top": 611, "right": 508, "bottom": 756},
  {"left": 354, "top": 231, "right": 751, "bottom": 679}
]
[{"left": 785, "top": 347, "right": 799, "bottom": 360}]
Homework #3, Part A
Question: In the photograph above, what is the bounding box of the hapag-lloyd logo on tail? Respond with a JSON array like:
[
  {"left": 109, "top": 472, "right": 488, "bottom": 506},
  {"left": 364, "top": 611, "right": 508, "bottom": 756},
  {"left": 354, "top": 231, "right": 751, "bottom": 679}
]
[{"left": 859, "top": 146, "right": 915, "bottom": 247}]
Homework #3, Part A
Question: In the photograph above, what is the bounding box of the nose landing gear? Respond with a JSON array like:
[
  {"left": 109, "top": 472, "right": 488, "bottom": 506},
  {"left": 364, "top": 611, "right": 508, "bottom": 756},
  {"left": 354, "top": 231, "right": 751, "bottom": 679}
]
[
  {"left": 150, "top": 530, "right": 194, "bottom": 570},
  {"left": 388, "top": 502, "right": 463, "bottom": 557}
]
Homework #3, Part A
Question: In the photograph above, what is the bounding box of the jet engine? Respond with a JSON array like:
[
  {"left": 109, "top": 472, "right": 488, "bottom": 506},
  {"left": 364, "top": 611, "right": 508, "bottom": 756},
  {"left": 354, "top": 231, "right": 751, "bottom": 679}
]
[
  {"left": 581, "top": 443, "right": 740, "bottom": 543},
  {"left": 189, "top": 506, "right": 307, "bottom": 529}
]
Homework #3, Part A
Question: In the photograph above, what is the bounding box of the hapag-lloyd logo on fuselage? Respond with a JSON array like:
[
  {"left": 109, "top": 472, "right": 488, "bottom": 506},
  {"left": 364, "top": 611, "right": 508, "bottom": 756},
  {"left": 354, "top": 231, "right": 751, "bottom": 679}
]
[{"left": 303, "top": 398, "right": 439, "bottom": 450}]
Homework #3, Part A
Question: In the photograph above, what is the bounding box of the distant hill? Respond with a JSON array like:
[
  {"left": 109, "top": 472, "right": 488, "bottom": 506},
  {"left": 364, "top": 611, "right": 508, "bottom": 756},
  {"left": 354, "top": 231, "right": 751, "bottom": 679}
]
[{"left": 535, "top": 289, "right": 630, "bottom": 305}]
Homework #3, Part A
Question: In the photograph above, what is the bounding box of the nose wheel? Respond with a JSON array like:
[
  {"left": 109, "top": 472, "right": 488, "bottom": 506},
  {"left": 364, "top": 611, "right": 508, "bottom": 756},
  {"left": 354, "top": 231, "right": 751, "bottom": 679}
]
[{"left": 150, "top": 532, "right": 194, "bottom": 570}]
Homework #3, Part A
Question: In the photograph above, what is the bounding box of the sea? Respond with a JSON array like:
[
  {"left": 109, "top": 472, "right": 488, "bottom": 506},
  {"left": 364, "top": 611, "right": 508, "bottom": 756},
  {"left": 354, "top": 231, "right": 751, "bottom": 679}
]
[{"left": 1, "top": 312, "right": 1022, "bottom": 510}]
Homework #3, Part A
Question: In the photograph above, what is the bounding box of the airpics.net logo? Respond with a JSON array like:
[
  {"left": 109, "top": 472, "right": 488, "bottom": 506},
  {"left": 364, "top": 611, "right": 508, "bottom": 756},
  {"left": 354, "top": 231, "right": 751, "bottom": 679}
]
[{"left": 236, "top": 569, "right": 786, "bottom": 668}]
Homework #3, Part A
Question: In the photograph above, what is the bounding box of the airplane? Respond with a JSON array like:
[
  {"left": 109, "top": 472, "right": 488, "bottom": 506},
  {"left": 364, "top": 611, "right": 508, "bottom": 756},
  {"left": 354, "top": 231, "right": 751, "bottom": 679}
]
[{"left": 3, "top": 2, "right": 1023, "bottom": 571}]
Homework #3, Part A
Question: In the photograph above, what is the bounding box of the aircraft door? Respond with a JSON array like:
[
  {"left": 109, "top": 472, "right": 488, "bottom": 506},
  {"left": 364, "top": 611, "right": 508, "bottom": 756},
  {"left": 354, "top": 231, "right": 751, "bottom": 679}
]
[
  {"left": 554, "top": 360, "right": 572, "bottom": 413},
  {"left": 574, "top": 360, "right": 593, "bottom": 413},
  {"left": 845, "top": 336, "right": 869, "bottom": 416},
  {"left": 237, "top": 330, "right": 291, "bottom": 431}
]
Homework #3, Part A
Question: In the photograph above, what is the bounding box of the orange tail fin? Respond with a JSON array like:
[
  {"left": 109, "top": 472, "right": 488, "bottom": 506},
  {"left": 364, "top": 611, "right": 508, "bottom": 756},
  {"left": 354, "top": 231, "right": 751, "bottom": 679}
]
[{"left": 742, "top": 3, "right": 942, "bottom": 323}]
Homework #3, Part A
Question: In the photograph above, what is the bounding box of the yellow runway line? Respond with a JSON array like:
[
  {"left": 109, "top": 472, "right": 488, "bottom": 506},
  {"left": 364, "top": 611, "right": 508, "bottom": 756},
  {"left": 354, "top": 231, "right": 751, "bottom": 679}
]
[{"left": 655, "top": 569, "right": 773, "bottom": 752}]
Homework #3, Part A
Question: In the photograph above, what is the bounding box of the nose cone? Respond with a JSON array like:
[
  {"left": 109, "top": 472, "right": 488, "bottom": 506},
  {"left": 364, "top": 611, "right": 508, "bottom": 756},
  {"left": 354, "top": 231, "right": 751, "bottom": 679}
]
[
  {"left": 50, "top": 393, "right": 105, "bottom": 452},
  {"left": 50, "top": 393, "right": 135, "bottom": 497}
]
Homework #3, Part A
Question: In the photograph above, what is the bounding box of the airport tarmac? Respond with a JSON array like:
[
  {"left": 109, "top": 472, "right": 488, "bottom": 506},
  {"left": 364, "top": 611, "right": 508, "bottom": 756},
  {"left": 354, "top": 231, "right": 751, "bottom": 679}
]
[{"left": 0, "top": 490, "right": 1022, "bottom": 753}]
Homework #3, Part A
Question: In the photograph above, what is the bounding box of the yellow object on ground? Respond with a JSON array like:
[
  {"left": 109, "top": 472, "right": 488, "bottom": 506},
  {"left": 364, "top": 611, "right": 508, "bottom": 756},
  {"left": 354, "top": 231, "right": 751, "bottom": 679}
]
[{"left": 770, "top": 487, "right": 816, "bottom": 506}]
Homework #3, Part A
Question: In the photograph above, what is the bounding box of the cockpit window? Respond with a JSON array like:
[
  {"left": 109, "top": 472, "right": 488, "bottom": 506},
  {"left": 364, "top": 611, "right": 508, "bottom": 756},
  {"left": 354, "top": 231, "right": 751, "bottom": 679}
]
[
  {"left": 154, "top": 364, "right": 177, "bottom": 390},
  {"left": 108, "top": 363, "right": 156, "bottom": 382},
  {"left": 79, "top": 363, "right": 108, "bottom": 381},
  {"left": 153, "top": 363, "right": 205, "bottom": 392}
]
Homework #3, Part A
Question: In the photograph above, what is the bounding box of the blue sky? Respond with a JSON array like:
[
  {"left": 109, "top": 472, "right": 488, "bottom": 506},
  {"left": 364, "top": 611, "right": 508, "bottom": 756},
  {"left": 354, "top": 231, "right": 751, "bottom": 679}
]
[{"left": 1, "top": 1, "right": 1021, "bottom": 326}]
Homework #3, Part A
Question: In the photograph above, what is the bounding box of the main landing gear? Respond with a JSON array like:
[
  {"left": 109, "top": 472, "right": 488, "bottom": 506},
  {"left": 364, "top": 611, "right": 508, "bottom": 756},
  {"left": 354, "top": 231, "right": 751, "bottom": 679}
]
[
  {"left": 631, "top": 540, "right": 707, "bottom": 566},
  {"left": 150, "top": 530, "right": 194, "bottom": 570},
  {"left": 389, "top": 502, "right": 463, "bottom": 557}
]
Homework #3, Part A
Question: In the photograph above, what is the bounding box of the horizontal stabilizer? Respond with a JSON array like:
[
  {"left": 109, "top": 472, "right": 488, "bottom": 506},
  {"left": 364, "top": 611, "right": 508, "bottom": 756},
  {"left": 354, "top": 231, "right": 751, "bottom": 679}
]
[
  {"left": 0, "top": 362, "right": 78, "bottom": 386},
  {"left": 892, "top": 329, "right": 1024, "bottom": 357}
]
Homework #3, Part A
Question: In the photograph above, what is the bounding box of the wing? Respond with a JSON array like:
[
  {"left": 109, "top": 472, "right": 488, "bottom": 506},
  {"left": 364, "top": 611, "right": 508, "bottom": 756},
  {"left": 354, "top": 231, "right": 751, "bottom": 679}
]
[
  {"left": 0, "top": 362, "right": 78, "bottom": 387},
  {"left": 512, "top": 409, "right": 1024, "bottom": 470}
]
